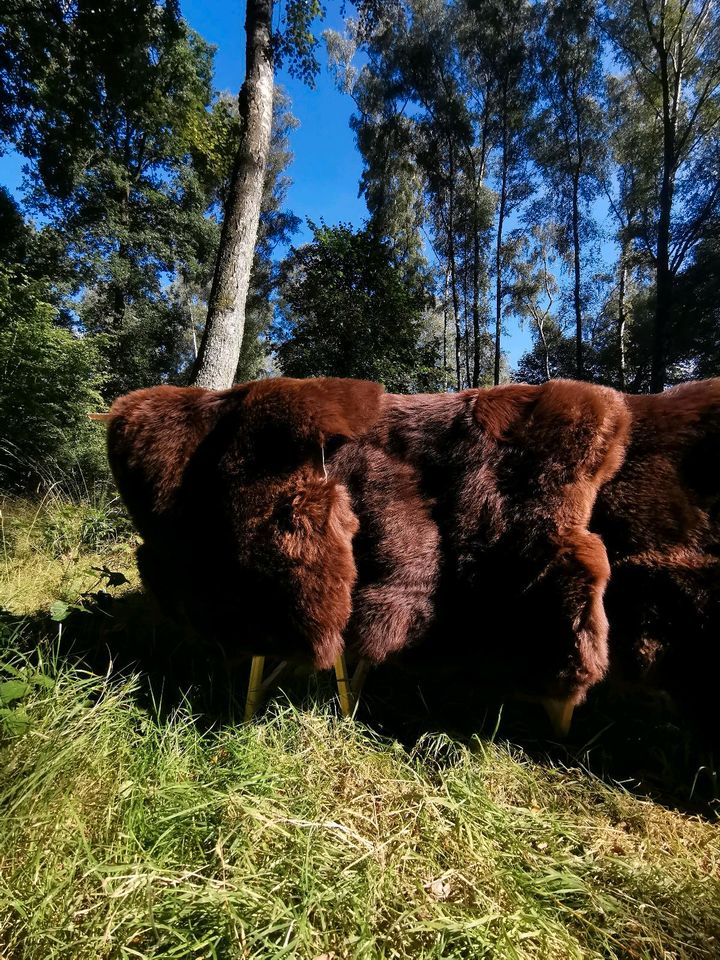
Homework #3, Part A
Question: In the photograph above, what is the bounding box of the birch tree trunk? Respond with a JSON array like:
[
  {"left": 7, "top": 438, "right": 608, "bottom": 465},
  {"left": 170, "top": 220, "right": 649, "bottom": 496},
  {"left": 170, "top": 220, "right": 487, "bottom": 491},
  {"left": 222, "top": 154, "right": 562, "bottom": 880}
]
[{"left": 192, "top": 0, "right": 274, "bottom": 389}]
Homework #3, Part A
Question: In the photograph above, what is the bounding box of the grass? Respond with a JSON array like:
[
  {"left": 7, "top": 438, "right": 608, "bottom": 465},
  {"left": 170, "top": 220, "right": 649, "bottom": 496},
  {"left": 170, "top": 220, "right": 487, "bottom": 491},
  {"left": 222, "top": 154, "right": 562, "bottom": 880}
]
[
  {"left": 0, "top": 488, "right": 134, "bottom": 614},
  {"left": 0, "top": 495, "right": 719, "bottom": 959}
]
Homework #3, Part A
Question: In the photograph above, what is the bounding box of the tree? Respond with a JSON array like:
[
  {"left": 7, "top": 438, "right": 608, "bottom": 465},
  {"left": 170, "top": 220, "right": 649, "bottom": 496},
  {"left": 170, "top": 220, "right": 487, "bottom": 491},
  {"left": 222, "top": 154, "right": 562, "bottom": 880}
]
[
  {"left": 275, "top": 222, "right": 441, "bottom": 392},
  {"left": 532, "top": 0, "right": 606, "bottom": 380},
  {"left": 605, "top": 0, "right": 720, "bottom": 391},
  {"left": 236, "top": 90, "right": 301, "bottom": 381},
  {"left": 179, "top": 88, "right": 300, "bottom": 385},
  {"left": 667, "top": 225, "right": 720, "bottom": 378},
  {"left": 464, "top": 0, "right": 534, "bottom": 385},
  {"left": 0, "top": 267, "right": 105, "bottom": 489},
  {"left": 516, "top": 316, "right": 578, "bottom": 383},
  {"left": 191, "top": 0, "right": 275, "bottom": 389},
  {"left": 1, "top": 1, "right": 302, "bottom": 400},
  {"left": 192, "top": 0, "right": 331, "bottom": 388},
  {"left": 1, "top": 0, "right": 231, "bottom": 398},
  {"left": 507, "top": 224, "right": 563, "bottom": 381},
  {"left": 333, "top": 0, "right": 518, "bottom": 390}
]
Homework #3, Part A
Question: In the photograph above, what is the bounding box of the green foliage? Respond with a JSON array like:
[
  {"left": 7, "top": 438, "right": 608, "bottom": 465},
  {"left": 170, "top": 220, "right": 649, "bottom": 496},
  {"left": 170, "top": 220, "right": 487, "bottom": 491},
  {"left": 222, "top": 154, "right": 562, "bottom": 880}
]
[
  {"left": 1, "top": 1, "right": 231, "bottom": 398},
  {"left": 275, "top": 0, "right": 326, "bottom": 86},
  {"left": 40, "top": 499, "right": 131, "bottom": 559},
  {"left": 671, "top": 233, "right": 720, "bottom": 379},
  {"left": 0, "top": 268, "right": 106, "bottom": 490},
  {"left": 515, "top": 317, "right": 578, "bottom": 384},
  {"left": 276, "top": 223, "right": 442, "bottom": 391},
  {"left": 1, "top": 3, "right": 301, "bottom": 400}
]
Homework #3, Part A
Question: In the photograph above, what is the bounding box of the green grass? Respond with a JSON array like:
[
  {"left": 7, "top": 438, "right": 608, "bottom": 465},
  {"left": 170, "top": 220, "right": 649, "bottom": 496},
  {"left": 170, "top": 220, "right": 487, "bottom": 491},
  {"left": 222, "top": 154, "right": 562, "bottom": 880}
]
[
  {"left": 0, "top": 496, "right": 719, "bottom": 959},
  {"left": 0, "top": 489, "right": 134, "bottom": 615}
]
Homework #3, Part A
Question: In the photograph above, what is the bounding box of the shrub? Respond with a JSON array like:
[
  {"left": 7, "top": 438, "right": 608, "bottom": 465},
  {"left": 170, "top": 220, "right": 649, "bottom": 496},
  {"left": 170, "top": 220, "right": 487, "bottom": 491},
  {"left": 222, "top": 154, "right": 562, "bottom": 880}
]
[{"left": 0, "top": 267, "right": 107, "bottom": 491}]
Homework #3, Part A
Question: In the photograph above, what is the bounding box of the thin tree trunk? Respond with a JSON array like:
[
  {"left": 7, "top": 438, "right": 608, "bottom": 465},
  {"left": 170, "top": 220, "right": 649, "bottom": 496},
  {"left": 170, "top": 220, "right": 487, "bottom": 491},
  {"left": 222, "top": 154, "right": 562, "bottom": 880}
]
[
  {"left": 572, "top": 170, "right": 583, "bottom": 380},
  {"left": 494, "top": 147, "right": 508, "bottom": 386},
  {"left": 653, "top": 149, "right": 674, "bottom": 392},
  {"left": 617, "top": 253, "right": 627, "bottom": 391},
  {"left": 192, "top": 0, "right": 274, "bottom": 389},
  {"left": 472, "top": 223, "right": 481, "bottom": 387},
  {"left": 447, "top": 144, "right": 462, "bottom": 391},
  {"left": 463, "top": 244, "right": 471, "bottom": 388},
  {"left": 443, "top": 264, "right": 450, "bottom": 391},
  {"left": 651, "top": 21, "right": 679, "bottom": 394},
  {"left": 537, "top": 315, "right": 551, "bottom": 382}
]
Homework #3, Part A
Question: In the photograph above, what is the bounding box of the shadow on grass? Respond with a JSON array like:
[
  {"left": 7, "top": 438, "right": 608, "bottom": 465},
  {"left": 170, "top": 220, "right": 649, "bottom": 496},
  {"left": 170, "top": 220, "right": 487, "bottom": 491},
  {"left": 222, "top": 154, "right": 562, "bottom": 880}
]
[{"left": 1, "top": 591, "right": 717, "bottom": 816}]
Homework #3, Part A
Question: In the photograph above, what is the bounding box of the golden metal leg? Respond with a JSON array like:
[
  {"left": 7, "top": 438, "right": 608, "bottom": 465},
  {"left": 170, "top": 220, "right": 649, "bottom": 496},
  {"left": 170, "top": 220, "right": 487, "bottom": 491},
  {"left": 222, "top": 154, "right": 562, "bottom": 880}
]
[
  {"left": 334, "top": 654, "right": 354, "bottom": 717},
  {"left": 244, "top": 655, "right": 266, "bottom": 722},
  {"left": 542, "top": 697, "right": 575, "bottom": 737}
]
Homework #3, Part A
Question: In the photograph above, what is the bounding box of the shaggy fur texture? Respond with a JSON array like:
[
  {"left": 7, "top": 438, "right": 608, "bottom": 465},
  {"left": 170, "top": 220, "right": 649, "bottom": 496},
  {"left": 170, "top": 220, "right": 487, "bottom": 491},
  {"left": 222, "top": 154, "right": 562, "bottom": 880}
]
[
  {"left": 107, "top": 374, "right": 719, "bottom": 717},
  {"left": 337, "top": 381, "right": 630, "bottom": 705},
  {"left": 107, "top": 377, "right": 631, "bottom": 704},
  {"left": 591, "top": 378, "right": 720, "bottom": 721},
  {"left": 107, "top": 377, "right": 384, "bottom": 669}
]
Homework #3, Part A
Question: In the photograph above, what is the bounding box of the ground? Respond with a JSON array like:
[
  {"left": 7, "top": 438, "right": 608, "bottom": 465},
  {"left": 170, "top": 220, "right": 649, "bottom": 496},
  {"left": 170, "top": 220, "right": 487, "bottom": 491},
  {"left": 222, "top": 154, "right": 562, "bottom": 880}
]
[{"left": 0, "top": 491, "right": 718, "bottom": 959}]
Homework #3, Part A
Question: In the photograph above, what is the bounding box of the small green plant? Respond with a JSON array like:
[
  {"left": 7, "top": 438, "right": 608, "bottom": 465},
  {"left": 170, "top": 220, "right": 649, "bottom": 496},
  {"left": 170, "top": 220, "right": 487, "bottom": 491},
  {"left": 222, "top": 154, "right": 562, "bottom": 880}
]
[
  {"left": 0, "top": 657, "right": 54, "bottom": 738},
  {"left": 40, "top": 496, "right": 132, "bottom": 558}
]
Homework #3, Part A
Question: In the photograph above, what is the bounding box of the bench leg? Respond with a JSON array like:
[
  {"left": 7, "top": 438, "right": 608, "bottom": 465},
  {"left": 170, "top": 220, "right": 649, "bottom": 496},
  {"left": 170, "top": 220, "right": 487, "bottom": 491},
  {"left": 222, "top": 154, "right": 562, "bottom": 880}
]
[
  {"left": 244, "top": 655, "right": 266, "bottom": 722},
  {"left": 334, "top": 654, "right": 355, "bottom": 717},
  {"left": 246, "top": 654, "right": 366, "bottom": 721},
  {"left": 351, "top": 658, "right": 370, "bottom": 697},
  {"left": 542, "top": 697, "right": 575, "bottom": 737}
]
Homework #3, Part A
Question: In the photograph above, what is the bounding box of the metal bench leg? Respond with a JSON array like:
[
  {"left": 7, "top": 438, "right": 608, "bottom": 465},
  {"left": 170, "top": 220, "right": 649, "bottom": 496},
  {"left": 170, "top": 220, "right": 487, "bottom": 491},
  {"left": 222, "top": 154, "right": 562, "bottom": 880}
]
[
  {"left": 542, "top": 697, "right": 575, "bottom": 737},
  {"left": 334, "top": 654, "right": 354, "bottom": 717},
  {"left": 244, "top": 655, "right": 266, "bottom": 721}
]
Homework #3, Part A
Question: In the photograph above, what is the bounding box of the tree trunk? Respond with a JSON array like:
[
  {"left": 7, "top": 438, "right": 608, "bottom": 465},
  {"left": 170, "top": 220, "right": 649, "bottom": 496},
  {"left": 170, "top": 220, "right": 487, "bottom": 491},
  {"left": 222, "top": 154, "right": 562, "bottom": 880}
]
[
  {"left": 447, "top": 143, "right": 462, "bottom": 391},
  {"left": 572, "top": 170, "right": 583, "bottom": 380},
  {"left": 617, "top": 251, "right": 627, "bottom": 391},
  {"left": 442, "top": 264, "right": 450, "bottom": 391},
  {"left": 651, "top": 28, "right": 678, "bottom": 395},
  {"left": 652, "top": 157, "right": 674, "bottom": 392},
  {"left": 494, "top": 150, "right": 508, "bottom": 387},
  {"left": 534, "top": 312, "right": 551, "bottom": 382},
  {"left": 462, "top": 243, "right": 471, "bottom": 388},
  {"left": 472, "top": 223, "right": 481, "bottom": 387},
  {"left": 192, "top": 0, "right": 274, "bottom": 390}
]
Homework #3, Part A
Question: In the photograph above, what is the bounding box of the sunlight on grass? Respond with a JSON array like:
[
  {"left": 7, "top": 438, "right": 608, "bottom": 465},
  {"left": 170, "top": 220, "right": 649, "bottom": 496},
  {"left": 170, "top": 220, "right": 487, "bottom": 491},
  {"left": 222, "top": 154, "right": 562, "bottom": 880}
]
[
  {"left": 1, "top": 497, "right": 719, "bottom": 958},
  {"left": 0, "top": 492, "right": 136, "bottom": 616},
  {"left": 0, "top": 648, "right": 718, "bottom": 959}
]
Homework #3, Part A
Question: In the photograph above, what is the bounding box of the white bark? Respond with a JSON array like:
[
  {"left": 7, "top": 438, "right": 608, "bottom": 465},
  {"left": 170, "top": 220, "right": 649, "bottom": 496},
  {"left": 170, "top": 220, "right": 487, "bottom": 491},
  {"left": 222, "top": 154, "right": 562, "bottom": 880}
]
[{"left": 192, "top": 0, "right": 274, "bottom": 389}]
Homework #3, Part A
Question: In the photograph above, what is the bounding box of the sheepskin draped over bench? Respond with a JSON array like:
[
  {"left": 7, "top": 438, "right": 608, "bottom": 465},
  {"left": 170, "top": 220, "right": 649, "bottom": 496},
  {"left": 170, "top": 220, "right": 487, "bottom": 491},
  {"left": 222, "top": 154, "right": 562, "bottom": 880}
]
[{"left": 106, "top": 376, "right": 720, "bottom": 715}]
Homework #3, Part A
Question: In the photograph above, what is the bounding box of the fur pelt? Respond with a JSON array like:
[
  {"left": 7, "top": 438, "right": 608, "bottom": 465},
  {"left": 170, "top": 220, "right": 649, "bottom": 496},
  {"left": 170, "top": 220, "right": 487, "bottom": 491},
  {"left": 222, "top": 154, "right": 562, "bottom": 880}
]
[
  {"left": 591, "top": 378, "right": 720, "bottom": 720},
  {"left": 106, "top": 374, "right": 720, "bottom": 715},
  {"left": 107, "top": 377, "right": 384, "bottom": 669},
  {"left": 336, "top": 380, "right": 630, "bottom": 705},
  {"left": 107, "top": 376, "right": 629, "bottom": 707}
]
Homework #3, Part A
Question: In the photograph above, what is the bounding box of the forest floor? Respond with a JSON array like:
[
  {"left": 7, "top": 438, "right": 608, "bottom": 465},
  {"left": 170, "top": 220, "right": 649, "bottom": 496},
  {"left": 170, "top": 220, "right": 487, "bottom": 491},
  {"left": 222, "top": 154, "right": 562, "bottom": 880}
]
[{"left": 0, "top": 492, "right": 719, "bottom": 960}]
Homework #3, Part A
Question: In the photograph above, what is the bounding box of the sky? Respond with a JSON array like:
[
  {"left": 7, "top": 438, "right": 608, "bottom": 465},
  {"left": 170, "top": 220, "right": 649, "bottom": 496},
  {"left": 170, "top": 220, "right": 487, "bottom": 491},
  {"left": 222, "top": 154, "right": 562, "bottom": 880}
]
[{"left": 0, "top": 0, "right": 533, "bottom": 365}]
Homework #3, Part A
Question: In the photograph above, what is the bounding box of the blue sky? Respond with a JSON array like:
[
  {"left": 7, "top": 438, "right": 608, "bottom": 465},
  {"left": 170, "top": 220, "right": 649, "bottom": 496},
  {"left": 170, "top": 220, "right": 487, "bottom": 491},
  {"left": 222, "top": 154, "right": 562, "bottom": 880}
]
[
  {"left": 0, "top": 1, "right": 533, "bottom": 364},
  {"left": 182, "top": 1, "right": 369, "bottom": 240},
  {"left": 184, "top": 0, "right": 534, "bottom": 363}
]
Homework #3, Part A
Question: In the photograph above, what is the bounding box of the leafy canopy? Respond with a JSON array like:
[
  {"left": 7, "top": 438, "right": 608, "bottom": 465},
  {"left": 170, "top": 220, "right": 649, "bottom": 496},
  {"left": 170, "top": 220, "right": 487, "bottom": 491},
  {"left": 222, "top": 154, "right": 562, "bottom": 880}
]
[{"left": 276, "top": 222, "right": 441, "bottom": 392}]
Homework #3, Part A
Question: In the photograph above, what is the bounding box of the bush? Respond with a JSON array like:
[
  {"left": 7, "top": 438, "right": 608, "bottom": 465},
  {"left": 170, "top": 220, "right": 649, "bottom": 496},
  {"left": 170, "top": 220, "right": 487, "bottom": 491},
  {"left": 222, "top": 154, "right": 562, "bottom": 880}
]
[
  {"left": 275, "top": 223, "right": 443, "bottom": 392},
  {"left": 0, "top": 267, "right": 107, "bottom": 491}
]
